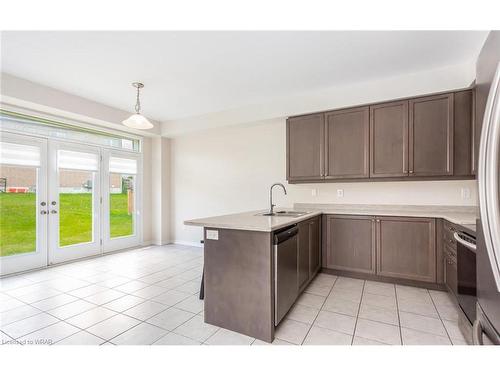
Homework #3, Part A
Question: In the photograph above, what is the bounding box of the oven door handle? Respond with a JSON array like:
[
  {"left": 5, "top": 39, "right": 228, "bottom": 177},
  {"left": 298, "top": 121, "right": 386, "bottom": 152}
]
[
  {"left": 453, "top": 232, "right": 477, "bottom": 251},
  {"left": 472, "top": 318, "right": 484, "bottom": 345}
]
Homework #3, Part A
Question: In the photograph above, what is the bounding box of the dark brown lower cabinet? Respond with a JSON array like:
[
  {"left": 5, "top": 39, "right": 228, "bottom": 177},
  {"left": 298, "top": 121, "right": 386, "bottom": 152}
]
[
  {"left": 309, "top": 216, "right": 321, "bottom": 276},
  {"left": 444, "top": 245, "right": 458, "bottom": 295},
  {"left": 376, "top": 217, "right": 436, "bottom": 283},
  {"left": 298, "top": 220, "right": 310, "bottom": 290},
  {"left": 325, "top": 215, "right": 376, "bottom": 274},
  {"left": 298, "top": 216, "right": 321, "bottom": 290}
]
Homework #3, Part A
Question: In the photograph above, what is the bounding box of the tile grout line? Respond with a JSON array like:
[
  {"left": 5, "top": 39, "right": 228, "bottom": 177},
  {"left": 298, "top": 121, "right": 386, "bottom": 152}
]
[
  {"left": 350, "top": 279, "right": 366, "bottom": 345},
  {"left": 298, "top": 274, "right": 338, "bottom": 345},
  {"left": 394, "top": 284, "right": 403, "bottom": 345},
  {"left": 428, "top": 290, "right": 454, "bottom": 345}
]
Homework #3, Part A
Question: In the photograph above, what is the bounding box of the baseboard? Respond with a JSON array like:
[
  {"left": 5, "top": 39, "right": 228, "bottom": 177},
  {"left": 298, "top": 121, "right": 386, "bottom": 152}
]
[
  {"left": 321, "top": 268, "right": 447, "bottom": 291},
  {"left": 172, "top": 240, "right": 204, "bottom": 248}
]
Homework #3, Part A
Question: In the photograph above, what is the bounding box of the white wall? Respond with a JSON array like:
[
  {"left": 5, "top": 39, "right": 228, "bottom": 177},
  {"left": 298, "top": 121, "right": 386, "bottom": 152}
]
[
  {"left": 151, "top": 137, "right": 171, "bottom": 245},
  {"left": 142, "top": 137, "right": 153, "bottom": 244},
  {"left": 162, "top": 61, "right": 475, "bottom": 137},
  {"left": 171, "top": 119, "right": 478, "bottom": 245}
]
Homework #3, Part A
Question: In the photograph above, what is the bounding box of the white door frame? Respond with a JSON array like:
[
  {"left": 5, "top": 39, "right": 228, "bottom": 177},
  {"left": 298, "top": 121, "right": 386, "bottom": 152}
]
[
  {"left": 0, "top": 132, "right": 48, "bottom": 275},
  {"left": 47, "top": 140, "right": 102, "bottom": 264},
  {"left": 102, "top": 149, "right": 143, "bottom": 253}
]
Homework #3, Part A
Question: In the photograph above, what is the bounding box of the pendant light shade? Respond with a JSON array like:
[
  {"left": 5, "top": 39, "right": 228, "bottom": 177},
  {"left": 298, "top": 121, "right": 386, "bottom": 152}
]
[
  {"left": 122, "top": 82, "right": 154, "bottom": 130},
  {"left": 122, "top": 113, "right": 154, "bottom": 129}
]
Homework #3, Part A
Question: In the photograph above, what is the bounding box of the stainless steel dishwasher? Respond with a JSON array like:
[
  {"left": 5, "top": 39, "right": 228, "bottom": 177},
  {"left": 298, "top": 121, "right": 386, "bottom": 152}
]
[{"left": 274, "top": 224, "right": 299, "bottom": 325}]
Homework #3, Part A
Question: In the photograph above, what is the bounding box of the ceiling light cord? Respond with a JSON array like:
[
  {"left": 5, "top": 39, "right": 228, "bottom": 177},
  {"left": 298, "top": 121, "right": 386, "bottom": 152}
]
[{"left": 135, "top": 85, "right": 141, "bottom": 114}]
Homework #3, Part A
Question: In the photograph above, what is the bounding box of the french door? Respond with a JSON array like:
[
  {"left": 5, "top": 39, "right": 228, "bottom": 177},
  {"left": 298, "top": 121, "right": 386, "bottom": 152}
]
[
  {"left": 102, "top": 150, "right": 142, "bottom": 253},
  {"left": 47, "top": 141, "right": 101, "bottom": 264},
  {"left": 0, "top": 133, "right": 48, "bottom": 274},
  {"left": 0, "top": 133, "right": 142, "bottom": 275}
]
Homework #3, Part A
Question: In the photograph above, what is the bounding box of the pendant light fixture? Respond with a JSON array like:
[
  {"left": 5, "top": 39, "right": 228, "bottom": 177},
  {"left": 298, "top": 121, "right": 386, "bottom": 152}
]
[{"left": 122, "top": 82, "right": 154, "bottom": 129}]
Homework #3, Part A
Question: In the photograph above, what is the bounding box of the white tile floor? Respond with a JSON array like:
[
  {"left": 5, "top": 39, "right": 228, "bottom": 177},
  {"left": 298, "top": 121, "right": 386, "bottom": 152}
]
[{"left": 0, "top": 244, "right": 468, "bottom": 345}]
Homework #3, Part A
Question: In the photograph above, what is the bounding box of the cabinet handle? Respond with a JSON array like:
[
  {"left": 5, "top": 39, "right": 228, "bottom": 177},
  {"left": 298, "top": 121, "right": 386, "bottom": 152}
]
[
  {"left": 376, "top": 219, "right": 380, "bottom": 223},
  {"left": 40, "top": 210, "right": 47, "bottom": 215},
  {"left": 51, "top": 210, "right": 58, "bottom": 214},
  {"left": 409, "top": 170, "right": 414, "bottom": 174}
]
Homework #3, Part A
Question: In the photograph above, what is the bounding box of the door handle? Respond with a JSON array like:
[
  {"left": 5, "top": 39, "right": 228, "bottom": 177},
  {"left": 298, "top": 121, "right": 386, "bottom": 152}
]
[
  {"left": 478, "top": 62, "right": 500, "bottom": 292},
  {"left": 472, "top": 319, "right": 484, "bottom": 345},
  {"left": 453, "top": 232, "right": 476, "bottom": 251}
]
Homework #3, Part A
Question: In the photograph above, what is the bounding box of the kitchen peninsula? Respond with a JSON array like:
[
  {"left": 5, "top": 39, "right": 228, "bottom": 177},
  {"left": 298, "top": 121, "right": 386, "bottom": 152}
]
[{"left": 185, "top": 204, "right": 477, "bottom": 342}]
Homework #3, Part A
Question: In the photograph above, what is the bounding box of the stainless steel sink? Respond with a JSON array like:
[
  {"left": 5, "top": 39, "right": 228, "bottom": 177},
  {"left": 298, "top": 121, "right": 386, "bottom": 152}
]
[{"left": 257, "top": 210, "right": 310, "bottom": 217}]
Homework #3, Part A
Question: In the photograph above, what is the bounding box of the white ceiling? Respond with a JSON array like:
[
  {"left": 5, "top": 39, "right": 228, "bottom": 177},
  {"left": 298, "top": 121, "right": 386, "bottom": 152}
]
[{"left": 1, "top": 31, "right": 488, "bottom": 122}]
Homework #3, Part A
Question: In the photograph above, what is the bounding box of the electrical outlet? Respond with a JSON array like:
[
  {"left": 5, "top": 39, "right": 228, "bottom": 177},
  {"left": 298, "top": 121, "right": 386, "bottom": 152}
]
[
  {"left": 461, "top": 187, "right": 471, "bottom": 200},
  {"left": 206, "top": 230, "right": 219, "bottom": 240},
  {"left": 337, "top": 189, "right": 344, "bottom": 198},
  {"left": 311, "top": 188, "right": 318, "bottom": 197}
]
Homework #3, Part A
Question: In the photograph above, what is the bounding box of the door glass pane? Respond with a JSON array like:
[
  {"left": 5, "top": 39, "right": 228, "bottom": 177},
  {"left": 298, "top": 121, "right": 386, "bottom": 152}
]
[
  {"left": 0, "top": 164, "right": 38, "bottom": 257},
  {"left": 109, "top": 173, "right": 135, "bottom": 238},
  {"left": 59, "top": 169, "right": 94, "bottom": 247}
]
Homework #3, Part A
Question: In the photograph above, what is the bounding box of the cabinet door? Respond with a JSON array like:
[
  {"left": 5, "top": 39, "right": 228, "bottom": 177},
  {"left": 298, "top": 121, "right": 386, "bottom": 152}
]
[
  {"left": 376, "top": 217, "right": 436, "bottom": 282},
  {"left": 370, "top": 100, "right": 409, "bottom": 177},
  {"left": 309, "top": 216, "right": 321, "bottom": 277},
  {"left": 325, "top": 215, "right": 375, "bottom": 274},
  {"left": 409, "top": 94, "right": 454, "bottom": 176},
  {"left": 325, "top": 107, "right": 369, "bottom": 179},
  {"left": 453, "top": 90, "right": 474, "bottom": 176},
  {"left": 298, "top": 221, "right": 310, "bottom": 290},
  {"left": 287, "top": 114, "right": 324, "bottom": 181}
]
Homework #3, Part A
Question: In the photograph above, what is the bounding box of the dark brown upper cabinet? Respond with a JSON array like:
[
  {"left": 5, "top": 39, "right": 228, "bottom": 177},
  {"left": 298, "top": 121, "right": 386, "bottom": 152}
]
[
  {"left": 409, "top": 93, "right": 454, "bottom": 176},
  {"left": 370, "top": 100, "right": 409, "bottom": 178},
  {"left": 324, "top": 107, "right": 370, "bottom": 179},
  {"left": 286, "top": 88, "right": 474, "bottom": 183},
  {"left": 287, "top": 114, "right": 324, "bottom": 181},
  {"left": 453, "top": 90, "right": 474, "bottom": 176}
]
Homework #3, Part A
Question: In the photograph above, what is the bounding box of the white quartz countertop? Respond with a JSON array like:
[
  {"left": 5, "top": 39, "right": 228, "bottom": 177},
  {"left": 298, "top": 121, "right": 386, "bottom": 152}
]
[
  {"left": 184, "top": 204, "right": 478, "bottom": 233},
  {"left": 184, "top": 209, "right": 322, "bottom": 232}
]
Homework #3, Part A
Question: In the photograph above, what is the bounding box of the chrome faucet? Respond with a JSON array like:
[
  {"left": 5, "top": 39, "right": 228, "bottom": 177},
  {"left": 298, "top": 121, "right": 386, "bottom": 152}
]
[{"left": 269, "top": 183, "right": 287, "bottom": 215}]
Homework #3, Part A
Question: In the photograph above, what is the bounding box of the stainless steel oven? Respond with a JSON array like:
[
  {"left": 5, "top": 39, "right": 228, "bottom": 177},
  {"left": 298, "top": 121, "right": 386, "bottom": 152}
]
[{"left": 454, "top": 230, "right": 477, "bottom": 324}]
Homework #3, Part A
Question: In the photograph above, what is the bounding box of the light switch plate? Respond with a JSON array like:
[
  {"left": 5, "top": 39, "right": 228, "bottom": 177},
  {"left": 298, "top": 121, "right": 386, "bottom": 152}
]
[
  {"left": 311, "top": 188, "right": 318, "bottom": 197},
  {"left": 206, "top": 230, "right": 219, "bottom": 240},
  {"left": 337, "top": 189, "right": 344, "bottom": 198}
]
